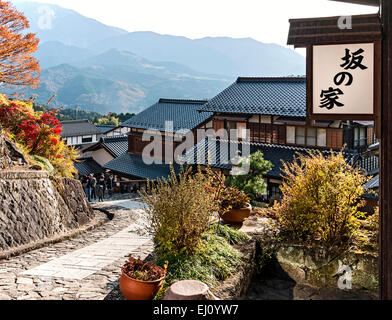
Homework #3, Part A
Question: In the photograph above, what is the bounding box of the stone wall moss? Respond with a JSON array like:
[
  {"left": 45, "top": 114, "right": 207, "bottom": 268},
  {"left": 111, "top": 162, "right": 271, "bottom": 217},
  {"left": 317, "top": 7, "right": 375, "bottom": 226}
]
[{"left": 275, "top": 245, "right": 378, "bottom": 291}]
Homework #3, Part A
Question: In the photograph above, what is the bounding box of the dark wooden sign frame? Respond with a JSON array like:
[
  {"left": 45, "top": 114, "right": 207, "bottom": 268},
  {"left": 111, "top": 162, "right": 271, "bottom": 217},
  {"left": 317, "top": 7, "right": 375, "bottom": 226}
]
[{"left": 306, "top": 40, "right": 381, "bottom": 123}]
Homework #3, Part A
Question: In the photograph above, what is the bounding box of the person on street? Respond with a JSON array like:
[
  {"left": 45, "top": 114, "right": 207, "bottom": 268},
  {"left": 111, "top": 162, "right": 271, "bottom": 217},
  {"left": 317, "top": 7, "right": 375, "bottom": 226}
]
[
  {"left": 90, "top": 174, "right": 97, "bottom": 201},
  {"left": 97, "top": 176, "right": 106, "bottom": 202},
  {"left": 81, "top": 175, "right": 89, "bottom": 200},
  {"left": 85, "top": 175, "right": 92, "bottom": 202},
  {"left": 106, "top": 174, "right": 114, "bottom": 198}
]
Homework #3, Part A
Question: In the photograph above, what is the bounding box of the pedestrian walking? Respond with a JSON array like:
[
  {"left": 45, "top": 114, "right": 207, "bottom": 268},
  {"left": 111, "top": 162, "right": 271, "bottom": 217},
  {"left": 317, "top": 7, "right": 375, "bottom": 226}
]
[
  {"left": 85, "top": 174, "right": 92, "bottom": 202},
  {"left": 97, "top": 176, "right": 106, "bottom": 202},
  {"left": 81, "top": 175, "right": 89, "bottom": 200},
  {"left": 90, "top": 175, "right": 97, "bottom": 201},
  {"left": 106, "top": 174, "right": 114, "bottom": 198}
]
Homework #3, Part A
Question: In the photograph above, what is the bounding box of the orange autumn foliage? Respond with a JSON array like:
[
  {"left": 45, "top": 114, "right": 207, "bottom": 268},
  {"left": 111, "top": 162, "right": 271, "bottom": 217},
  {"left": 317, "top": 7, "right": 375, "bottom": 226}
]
[{"left": 0, "top": 0, "right": 40, "bottom": 88}]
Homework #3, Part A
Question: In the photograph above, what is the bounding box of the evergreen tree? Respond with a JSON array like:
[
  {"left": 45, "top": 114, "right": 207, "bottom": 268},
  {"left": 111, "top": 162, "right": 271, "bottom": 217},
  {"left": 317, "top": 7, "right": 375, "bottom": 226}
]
[{"left": 229, "top": 150, "right": 273, "bottom": 200}]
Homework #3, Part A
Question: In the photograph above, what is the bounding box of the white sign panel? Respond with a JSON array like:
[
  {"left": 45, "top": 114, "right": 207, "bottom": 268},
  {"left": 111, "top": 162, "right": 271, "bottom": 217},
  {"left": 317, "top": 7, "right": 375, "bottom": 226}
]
[{"left": 313, "top": 43, "right": 374, "bottom": 115}]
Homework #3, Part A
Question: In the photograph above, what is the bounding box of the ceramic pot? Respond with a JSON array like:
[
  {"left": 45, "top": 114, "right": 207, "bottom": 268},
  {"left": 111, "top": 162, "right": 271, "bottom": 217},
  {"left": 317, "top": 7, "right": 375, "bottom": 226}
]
[
  {"left": 119, "top": 269, "right": 165, "bottom": 300},
  {"left": 220, "top": 204, "right": 252, "bottom": 224}
]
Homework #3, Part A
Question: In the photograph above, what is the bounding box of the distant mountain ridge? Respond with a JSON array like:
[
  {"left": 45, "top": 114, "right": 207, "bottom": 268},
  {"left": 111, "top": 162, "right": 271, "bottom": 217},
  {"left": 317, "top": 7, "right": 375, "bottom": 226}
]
[
  {"left": 13, "top": 1, "right": 127, "bottom": 47},
  {"left": 11, "top": 53, "right": 230, "bottom": 114},
  {"left": 90, "top": 31, "right": 305, "bottom": 77},
  {"left": 8, "top": 1, "right": 306, "bottom": 113}
]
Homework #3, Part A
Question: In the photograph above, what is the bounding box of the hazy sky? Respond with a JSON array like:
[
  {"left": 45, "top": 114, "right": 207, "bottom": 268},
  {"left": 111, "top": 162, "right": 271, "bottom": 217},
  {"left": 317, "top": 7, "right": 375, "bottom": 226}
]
[{"left": 12, "top": 0, "right": 378, "bottom": 48}]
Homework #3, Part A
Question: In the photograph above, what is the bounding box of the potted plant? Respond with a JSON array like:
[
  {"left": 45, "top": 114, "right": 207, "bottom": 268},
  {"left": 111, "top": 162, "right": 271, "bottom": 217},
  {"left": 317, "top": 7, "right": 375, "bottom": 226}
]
[
  {"left": 219, "top": 187, "right": 251, "bottom": 224},
  {"left": 120, "top": 255, "right": 168, "bottom": 300}
]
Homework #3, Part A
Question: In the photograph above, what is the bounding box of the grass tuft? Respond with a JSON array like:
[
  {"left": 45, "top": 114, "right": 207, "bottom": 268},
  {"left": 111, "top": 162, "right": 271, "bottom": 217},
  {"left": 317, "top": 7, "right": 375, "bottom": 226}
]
[
  {"left": 154, "top": 223, "right": 249, "bottom": 299},
  {"left": 210, "top": 223, "right": 251, "bottom": 245}
]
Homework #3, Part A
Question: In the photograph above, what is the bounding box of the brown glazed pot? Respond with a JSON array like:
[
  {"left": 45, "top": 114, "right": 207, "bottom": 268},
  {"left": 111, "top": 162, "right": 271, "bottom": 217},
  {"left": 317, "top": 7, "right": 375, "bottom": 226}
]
[
  {"left": 119, "top": 269, "right": 165, "bottom": 300},
  {"left": 220, "top": 204, "right": 252, "bottom": 224}
]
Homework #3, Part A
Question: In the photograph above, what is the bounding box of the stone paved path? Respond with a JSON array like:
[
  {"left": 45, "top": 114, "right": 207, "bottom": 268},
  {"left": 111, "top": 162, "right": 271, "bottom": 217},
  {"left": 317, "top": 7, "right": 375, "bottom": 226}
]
[{"left": 0, "top": 199, "right": 154, "bottom": 300}]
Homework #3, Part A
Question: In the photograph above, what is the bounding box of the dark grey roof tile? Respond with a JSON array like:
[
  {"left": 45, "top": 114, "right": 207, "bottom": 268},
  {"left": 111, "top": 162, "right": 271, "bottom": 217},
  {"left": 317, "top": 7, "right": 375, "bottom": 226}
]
[
  {"left": 198, "top": 77, "right": 306, "bottom": 117},
  {"left": 82, "top": 135, "right": 128, "bottom": 158},
  {"left": 74, "top": 158, "right": 104, "bottom": 176},
  {"left": 97, "top": 125, "right": 117, "bottom": 133},
  {"left": 121, "top": 99, "right": 212, "bottom": 133},
  {"left": 61, "top": 120, "right": 102, "bottom": 137},
  {"left": 364, "top": 174, "right": 379, "bottom": 190},
  {"left": 101, "top": 135, "right": 128, "bottom": 157},
  {"left": 103, "top": 153, "right": 180, "bottom": 180},
  {"left": 181, "top": 137, "right": 357, "bottom": 179}
]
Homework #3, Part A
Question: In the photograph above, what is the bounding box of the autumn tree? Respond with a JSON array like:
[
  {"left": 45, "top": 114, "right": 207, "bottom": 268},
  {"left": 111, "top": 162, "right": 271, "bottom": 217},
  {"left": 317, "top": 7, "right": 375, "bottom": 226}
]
[
  {"left": 273, "top": 151, "right": 368, "bottom": 248},
  {"left": 0, "top": 0, "right": 40, "bottom": 88},
  {"left": 0, "top": 94, "right": 78, "bottom": 177}
]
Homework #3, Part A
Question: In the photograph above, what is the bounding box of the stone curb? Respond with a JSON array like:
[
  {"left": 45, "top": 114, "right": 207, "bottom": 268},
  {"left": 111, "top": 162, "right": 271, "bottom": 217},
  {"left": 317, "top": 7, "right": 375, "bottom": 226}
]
[
  {"left": 0, "top": 210, "right": 109, "bottom": 261},
  {"left": 0, "top": 170, "right": 49, "bottom": 179}
]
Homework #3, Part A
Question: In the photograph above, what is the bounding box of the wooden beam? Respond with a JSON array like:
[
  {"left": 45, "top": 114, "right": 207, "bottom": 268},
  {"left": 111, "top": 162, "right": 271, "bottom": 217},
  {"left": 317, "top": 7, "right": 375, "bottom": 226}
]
[{"left": 380, "top": 0, "right": 392, "bottom": 300}]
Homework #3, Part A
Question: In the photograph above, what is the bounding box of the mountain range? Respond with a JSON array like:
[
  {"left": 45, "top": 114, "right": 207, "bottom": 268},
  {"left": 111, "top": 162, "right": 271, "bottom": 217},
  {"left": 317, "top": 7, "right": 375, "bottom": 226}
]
[{"left": 7, "top": 1, "right": 306, "bottom": 114}]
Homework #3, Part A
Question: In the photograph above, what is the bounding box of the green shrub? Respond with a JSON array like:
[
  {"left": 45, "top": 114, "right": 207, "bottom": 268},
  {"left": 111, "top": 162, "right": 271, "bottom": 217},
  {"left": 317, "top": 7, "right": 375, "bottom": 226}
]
[
  {"left": 218, "top": 187, "right": 250, "bottom": 220},
  {"left": 273, "top": 151, "right": 368, "bottom": 248},
  {"left": 154, "top": 224, "right": 248, "bottom": 299},
  {"left": 356, "top": 206, "right": 379, "bottom": 253},
  {"left": 229, "top": 150, "right": 273, "bottom": 199},
  {"left": 219, "top": 187, "right": 250, "bottom": 211},
  {"left": 211, "top": 223, "right": 251, "bottom": 245},
  {"left": 140, "top": 166, "right": 218, "bottom": 256},
  {"left": 250, "top": 200, "right": 268, "bottom": 208},
  {"left": 31, "top": 155, "right": 55, "bottom": 175}
]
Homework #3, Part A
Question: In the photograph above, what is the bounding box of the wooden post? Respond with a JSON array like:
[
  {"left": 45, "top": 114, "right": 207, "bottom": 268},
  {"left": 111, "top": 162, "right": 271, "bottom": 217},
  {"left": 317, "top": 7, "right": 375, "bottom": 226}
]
[{"left": 380, "top": 0, "right": 392, "bottom": 300}]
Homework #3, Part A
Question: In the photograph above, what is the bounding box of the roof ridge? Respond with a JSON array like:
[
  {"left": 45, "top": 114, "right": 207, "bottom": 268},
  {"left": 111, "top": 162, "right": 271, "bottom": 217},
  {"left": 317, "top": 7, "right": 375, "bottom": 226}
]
[
  {"left": 236, "top": 77, "right": 306, "bottom": 83},
  {"left": 102, "top": 135, "right": 128, "bottom": 142},
  {"left": 158, "top": 98, "right": 208, "bottom": 104},
  {"left": 200, "top": 137, "right": 355, "bottom": 154},
  {"left": 60, "top": 119, "right": 90, "bottom": 124}
]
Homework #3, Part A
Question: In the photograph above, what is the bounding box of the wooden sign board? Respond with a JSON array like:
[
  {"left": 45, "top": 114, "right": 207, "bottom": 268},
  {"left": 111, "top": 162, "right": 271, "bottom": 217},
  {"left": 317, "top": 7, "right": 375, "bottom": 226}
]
[
  {"left": 307, "top": 41, "right": 381, "bottom": 123},
  {"left": 288, "top": 14, "right": 382, "bottom": 135}
]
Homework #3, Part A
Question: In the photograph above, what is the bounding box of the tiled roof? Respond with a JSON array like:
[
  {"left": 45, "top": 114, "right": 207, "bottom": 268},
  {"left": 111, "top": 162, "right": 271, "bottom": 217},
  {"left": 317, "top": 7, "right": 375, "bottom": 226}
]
[
  {"left": 97, "top": 125, "right": 117, "bottom": 133},
  {"left": 103, "top": 153, "right": 180, "bottom": 180},
  {"left": 74, "top": 158, "right": 104, "bottom": 176},
  {"left": 180, "top": 137, "right": 357, "bottom": 179},
  {"left": 82, "top": 135, "right": 128, "bottom": 158},
  {"left": 60, "top": 120, "right": 102, "bottom": 138},
  {"left": 101, "top": 135, "right": 128, "bottom": 157},
  {"left": 121, "top": 99, "right": 212, "bottom": 134},
  {"left": 364, "top": 174, "right": 379, "bottom": 190},
  {"left": 198, "top": 77, "right": 306, "bottom": 117}
]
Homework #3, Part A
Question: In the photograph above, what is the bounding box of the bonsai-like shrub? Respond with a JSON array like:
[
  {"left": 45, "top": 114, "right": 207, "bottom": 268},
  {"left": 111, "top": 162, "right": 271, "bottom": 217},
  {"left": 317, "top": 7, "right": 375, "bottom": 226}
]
[
  {"left": 122, "top": 256, "right": 168, "bottom": 281},
  {"left": 273, "top": 151, "right": 368, "bottom": 248},
  {"left": 140, "top": 166, "right": 218, "bottom": 256},
  {"left": 219, "top": 187, "right": 250, "bottom": 212},
  {"left": 229, "top": 150, "right": 273, "bottom": 200}
]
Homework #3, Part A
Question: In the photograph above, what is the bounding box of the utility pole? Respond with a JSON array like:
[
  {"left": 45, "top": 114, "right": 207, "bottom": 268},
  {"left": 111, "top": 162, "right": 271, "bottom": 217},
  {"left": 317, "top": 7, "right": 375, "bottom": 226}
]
[{"left": 74, "top": 106, "right": 80, "bottom": 120}]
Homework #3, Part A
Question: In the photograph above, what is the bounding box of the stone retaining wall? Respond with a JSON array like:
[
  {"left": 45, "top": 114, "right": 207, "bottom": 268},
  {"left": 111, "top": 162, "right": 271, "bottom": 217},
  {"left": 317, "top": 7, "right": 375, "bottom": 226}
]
[
  {"left": 210, "top": 239, "right": 257, "bottom": 300},
  {"left": 240, "top": 217, "right": 378, "bottom": 297},
  {"left": 0, "top": 170, "right": 94, "bottom": 251},
  {"left": 276, "top": 245, "right": 378, "bottom": 291},
  {"left": 0, "top": 136, "right": 28, "bottom": 169}
]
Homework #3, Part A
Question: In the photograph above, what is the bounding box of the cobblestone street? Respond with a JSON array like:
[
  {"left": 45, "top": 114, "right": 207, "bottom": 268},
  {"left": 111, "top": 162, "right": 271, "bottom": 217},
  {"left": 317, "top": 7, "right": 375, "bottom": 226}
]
[{"left": 0, "top": 199, "right": 154, "bottom": 300}]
